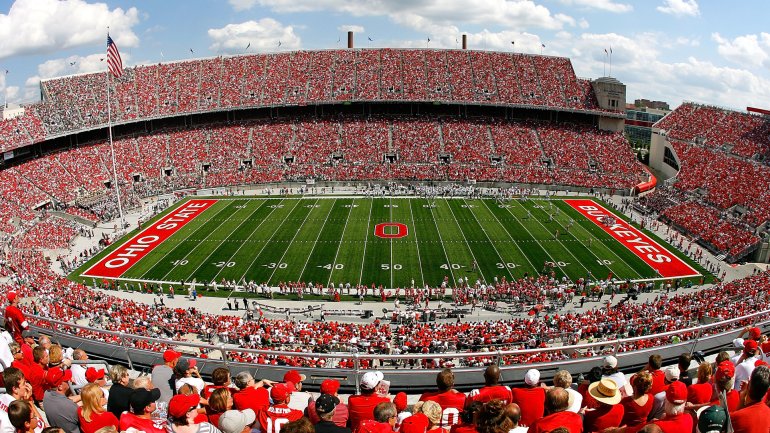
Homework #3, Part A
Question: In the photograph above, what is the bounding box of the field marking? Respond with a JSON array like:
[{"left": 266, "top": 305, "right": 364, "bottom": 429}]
[
  {"left": 407, "top": 199, "right": 426, "bottom": 288},
  {"left": 133, "top": 199, "right": 235, "bottom": 279},
  {"left": 266, "top": 198, "right": 320, "bottom": 283},
  {"left": 478, "top": 199, "right": 539, "bottom": 274},
  {"left": 426, "top": 199, "right": 456, "bottom": 285},
  {"left": 153, "top": 200, "right": 260, "bottom": 283},
  {"left": 461, "top": 198, "right": 515, "bottom": 281},
  {"left": 442, "top": 198, "right": 487, "bottom": 283},
  {"left": 236, "top": 198, "right": 303, "bottom": 283},
  {"left": 326, "top": 198, "right": 356, "bottom": 288},
  {"left": 208, "top": 199, "right": 287, "bottom": 283},
  {"left": 357, "top": 197, "right": 375, "bottom": 286},
  {"left": 297, "top": 198, "right": 338, "bottom": 281},
  {"left": 389, "top": 197, "right": 394, "bottom": 290}
]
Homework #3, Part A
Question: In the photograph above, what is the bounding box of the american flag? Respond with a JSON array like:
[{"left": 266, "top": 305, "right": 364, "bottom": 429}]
[{"left": 107, "top": 35, "right": 123, "bottom": 78}]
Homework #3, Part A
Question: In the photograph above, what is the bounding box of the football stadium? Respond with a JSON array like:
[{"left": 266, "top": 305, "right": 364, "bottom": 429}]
[{"left": 1, "top": 4, "right": 770, "bottom": 432}]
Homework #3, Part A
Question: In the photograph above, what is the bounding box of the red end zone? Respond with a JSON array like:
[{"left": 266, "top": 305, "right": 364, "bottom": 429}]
[
  {"left": 82, "top": 199, "right": 218, "bottom": 279},
  {"left": 565, "top": 199, "right": 699, "bottom": 279}
]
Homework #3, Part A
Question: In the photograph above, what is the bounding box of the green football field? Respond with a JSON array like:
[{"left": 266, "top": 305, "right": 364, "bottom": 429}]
[{"left": 77, "top": 196, "right": 707, "bottom": 289}]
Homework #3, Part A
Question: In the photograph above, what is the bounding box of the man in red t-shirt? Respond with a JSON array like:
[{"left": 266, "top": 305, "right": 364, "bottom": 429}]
[
  {"left": 528, "top": 387, "right": 583, "bottom": 433},
  {"left": 257, "top": 383, "right": 303, "bottom": 433},
  {"left": 419, "top": 369, "right": 466, "bottom": 427},
  {"left": 648, "top": 382, "right": 692, "bottom": 433},
  {"left": 4, "top": 292, "right": 28, "bottom": 345},
  {"left": 119, "top": 388, "right": 166, "bottom": 433},
  {"left": 348, "top": 371, "right": 393, "bottom": 433},
  {"left": 730, "top": 366, "right": 770, "bottom": 433},
  {"left": 232, "top": 371, "right": 273, "bottom": 414},
  {"left": 510, "top": 369, "right": 545, "bottom": 427},
  {"left": 27, "top": 346, "right": 47, "bottom": 403},
  {"left": 468, "top": 365, "right": 511, "bottom": 406}
]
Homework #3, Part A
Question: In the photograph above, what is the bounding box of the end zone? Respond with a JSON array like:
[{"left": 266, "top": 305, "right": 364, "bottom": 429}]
[
  {"left": 81, "top": 199, "right": 218, "bottom": 279},
  {"left": 565, "top": 199, "right": 700, "bottom": 279}
]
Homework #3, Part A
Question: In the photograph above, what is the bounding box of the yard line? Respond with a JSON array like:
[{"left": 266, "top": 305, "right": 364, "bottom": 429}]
[
  {"left": 479, "top": 199, "right": 539, "bottom": 272},
  {"left": 298, "top": 199, "right": 338, "bottom": 279},
  {"left": 427, "top": 199, "right": 456, "bottom": 285},
  {"left": 327, "top": 198, "right": 356, "bottom": 288},
  {"left": 443, "top": 198, "right": 488, "bottom": 283},
  {"left": 147, "top": 200, "right": 247, "bottom": 282},
  {"left": 460, "top": 198, "right": 515, "bottom": 281},
  {"left": 209, "top": 199, "right": 287, "bottom": 283},
  {"left": 182, "top": 199, "right": 270, "bottom": 284},
  {"left": 389, "top": 196, "right": 394, "bottom": 290},
  {"left": 407, "top": 199, "right": 426, "bottom": 288},
  {"left": 357, "top": 197, "right": 375, "bottom": 286},
  {"left": 266, "top": 198, "right": 320, "bottom": 283}
]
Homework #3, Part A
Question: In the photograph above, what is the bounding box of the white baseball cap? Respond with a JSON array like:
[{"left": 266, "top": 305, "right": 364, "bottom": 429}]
[
  {"left": 603, "top": 355, "right": 618, "bottom": 369},
  {"left": 361, "top": 371, "right": 384, "bottom": 390},
  {"left": 524, "top": 369, "right": 540, "bottom": 386}
]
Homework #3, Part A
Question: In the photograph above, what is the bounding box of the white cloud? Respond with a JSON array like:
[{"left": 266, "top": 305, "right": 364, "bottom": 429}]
[
  {"left": 0, "top": 0, "right": 140, "bottom": 60},
  {"left": 208, "top": 19, "right": 301, "bottom": 53},
  {"left": 657, "top": 0, "right": 700, "bottom": 17},
  {"left": 338, "top": 25, "right": 365, "bottom": 33},
  {"left": 712, "top": 32, "right": 770, "bottom": 69},
  {"left": 229, "top": 0, "right": 259, "bottom": 11},
  {"left": 559, "top": 0, "right": 633, "bottom": 13}
]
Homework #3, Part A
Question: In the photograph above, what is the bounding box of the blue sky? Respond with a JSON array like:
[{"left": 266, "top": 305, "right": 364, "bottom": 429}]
[{"left": 1, "top": 0, "right": 769, "bottom": 111}]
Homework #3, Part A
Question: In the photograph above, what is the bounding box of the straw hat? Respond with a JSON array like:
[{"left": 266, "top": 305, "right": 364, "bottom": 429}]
[{"left": 588, "top": 378, "right": 622, "bottom": 405}]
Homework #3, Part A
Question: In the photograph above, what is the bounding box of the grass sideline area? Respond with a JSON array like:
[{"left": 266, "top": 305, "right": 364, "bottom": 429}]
[{"left": 71, "top": 195, "right": 712, "bottom": 294}]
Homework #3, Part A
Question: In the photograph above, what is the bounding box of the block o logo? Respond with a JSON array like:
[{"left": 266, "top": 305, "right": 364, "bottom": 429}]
[{"left": 374, "top": 222, "right": 408, "bottom": 239}]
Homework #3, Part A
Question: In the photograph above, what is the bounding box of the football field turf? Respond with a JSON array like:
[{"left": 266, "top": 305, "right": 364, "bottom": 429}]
[{"left": 78, "top": 196, "right": 705, "bottom": 289}]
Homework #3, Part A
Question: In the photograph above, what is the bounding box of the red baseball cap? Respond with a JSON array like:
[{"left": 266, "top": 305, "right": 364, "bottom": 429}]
[
  {"left": 7, "top": 292, "right": 16, "bottom": 302},
  {"left": 744, "top": 340, "right": 759, "bottom": 352},
  {"left": 749, "top": 327, "right": 762, "bottom": 340},
  {"left": 665, "top": 381, "right": 687, "bottom": 404},
  {"left": 320, "top": 379, "right": 340, "bottom": 395},
  {"left": 85, "top": 367, "right": 105, "bottom": 383},
  {"left": 271, "top": 383, "right": 292, "bottom": 402},
  {"left": 756, "top": 360, "right": 769, "bottom": 368},
  {"left": 400, "top": 413, "right": 430, "bottom": 433},
  {"left": 284, "top": 370, "right": 306, "bottom": 384},
  {"left": 393, "top": 392, "right": 408, "bottom": 412},
  {"left": 715, "top": 361, "right": 735, "bottom": 380},
  {"left": 168, "top": 393, "right": 199, "bottom": 418},
  {"left": 46, "top": 368, "right": 73, "bottom": 388},
  {"left": 163, "top": 350, "right": 182, "bottom": 362}
]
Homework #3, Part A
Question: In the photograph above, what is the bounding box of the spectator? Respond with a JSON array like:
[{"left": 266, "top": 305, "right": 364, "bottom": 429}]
[
  {"left": 231, "top": 372, "right": 271, "bottom": 414},
  {"left": 206, "top": 388, "right": 233, "bottom": 428},
  {"left": 733, "top": 340, "right": 759, "bottom": 389},
  {"left": 648, "top": 367, "right": 680, "bottom": 421},
  {"left": 8, "top": 400, "right": 42, "bottom": 433},
  {"left": 85, "top": 368, "right": 109, "bottom": 401},
  {"left": 527, "top": 388, "right": 583, "bottom": 433},
  {"left": 552, "top": 370, "right": 582, "bottom": 413},
  {"left": 677, "top": 354, "right": 693, "bottom": 387},
  {"left": 619, "top": 371, "right": 653, "bottom": 431},
  {"left": 357, "top": 402, "right": 396, "bottom": 433},
  {"left": 396, "top": 412, "right": 427, "bottom": 433},
  {"left": 695, "top": 405, "right": 726, "bottom": 433},
  {"left": 174, "top": 359, "right": 204, "bottom": 396},
  {"left": 583, "top": 379, "right": 624, "bottom": 433},
  {"left": 106, "top": 365, "right": 132, "bottom": 420},
  {"left": 643, "top": 356, "right": 666, "bottom": 395},
  {"left": 280, "top": 418, "right": 314, "bottom": 433},
  {"left": 510, "top": 369, "right": 545, "bottom": 427},
  {"left": 28, "top": 346, "right": 47, "bottom": 404},
  {"left": 0, "top": 367, "right": 44, "bottom": 433},
  {"left": 313, "top": 394, "right": 351, "bottom": 433},
  {"left": 43, "top": 367, "right": 80, "bottom": 433},
  {"left": 419, "top": 369, "right": 467, "bottom": 427},
  {"left": 153, "top": 349, "right": 182, "bottom": 405},
  {"left": 203, "top": 368, "right": 231, "bottom": 399},
  {"left": 69, "top": 350, "right": 89, "bottom": 388},
  {"left": 449, "top": 402, "right": 482, "bottom": 433},
  {"left": 77, "top": 383, "right": 119, "bottom": 433},
  {"left": 601, "top": 356, "right": 627, "bottom": 391},
  {"left": 118, "top": 388, "right": 164, "bottom": 433},
  {"left": 687, "top": 363, "right": 713, "bottom": 404},
  {"left": 709, "top": 361, "right": 739, "bottom": 413},
  {"left": 412, "top": 400, "right": 442, "bottom": 433},
  {"left": 475, "top": 400, "right": 512, "bottom": 433},
  {"left": 284, "top": 370, "right": 311, "bottom": 412},
  {"left": 132, "top": 376, "right": 154, "bottom": 391},
  {"left": 167, "top": 393, "right": 220, "bottom": 433},
  {"left": 307, "top": 379, "right": 349, "bottom": 427},
  {"left": 648, "top": 382, "right": 691, "bottom": 433},
  {"left": 503, "top": 403, "right": 526, "bottom": 433},
  {"left": 348, "top": 372, "right": 391, "bottom": 433},
  {"left": 256, "top": 384, "right": 303, "bottom": 433},
  {"left": 217, "top": 409, "right": 256, "bottom": 433},
  {"left": 4, "top": 292, "right": 28, "bottom": 345},
  {"left": 730, "top": 366, "right": 770, "bottom": 433},
  {"left": 469, "top": 366, "right": 512, "bottom": 405}
]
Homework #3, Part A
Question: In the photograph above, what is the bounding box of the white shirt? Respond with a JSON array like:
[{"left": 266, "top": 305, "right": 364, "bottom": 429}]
[
  {"left": 0, "top": 394, "right": 44, "bottom": 433},
  {"left": 287, "top": 391, "right": 312, "bottom": 412},
  {"left": 71, "top": 364, "right": 89, "bottom": 387},
  {"left": 175, "top": 376, "right": 206, "bottom": 394},
  {"left": 0, "top": 332, "right": 13, "bottom": 371},
  {"left": 603, "top": 372, "right": 627, "bottom": 390},
  {"left": 734, "top": 356, "right": 759, "bottom": 390}
]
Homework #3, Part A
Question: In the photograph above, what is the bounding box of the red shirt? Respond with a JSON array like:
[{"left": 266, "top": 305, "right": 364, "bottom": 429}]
[
  {"left": 651, "top": 413, "right": 693, "bottom": 433},
  {"left": 203, "top": 384, "right": 230, "bottom": 399},
  {"left": 347, "top": 394, "right": 390, "bottom": 433},
  {"left": 709, "top": 389, "right": 740, "bottom": 414},
  {"left": 358, "top": 420, "right": 392, "bottom": 433},
  {"left": 649, "top": 370, "right": 667, "bottom": 395},
  {"left": 27, "top": 363, "right": 46, "bottom": 402},
  {"left": 4, "top": 306, "right": 27, "bottom": 344},
  {"left": 257, "top": 404, "right": 304, "bottom": 433},
  {"left": 583, "top": 404, "right": 624, "bottom": 433},
  {"left": 620, "top": 394, "right": 653, "bottom": 428},
  {"left": 510, "top": 387, "right": 545, "bottom": 427},
  {"left": 469, "top": 385, "right": 511, "bottom": 405},
  {"left": 449, "top": 423, "right": 478, "bottom": 433},
  {"left": 528, "top": 411, "right": 583, "bottom": 433},
  {"left": 687, "top": 383, "right": 713, "bottom": 404},
  {"left": 731, "top": 401, "right": 770, "bottom": 433},
  {"left": 420, "top": 390, "right": 467, "bottom": 427},
  {"left": 233, "top": 386, "right": 270, "bottom": 414},
  {"left": 119, "top": 412, "right": 167, "bottom": 433},
  {"left": 78, "top": 407, "right": 119, "bottom": 433}
]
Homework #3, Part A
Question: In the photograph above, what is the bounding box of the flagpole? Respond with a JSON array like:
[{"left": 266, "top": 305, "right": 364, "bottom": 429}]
[{"left": 106, "top": 37, "right": 125, "bottom": 228}]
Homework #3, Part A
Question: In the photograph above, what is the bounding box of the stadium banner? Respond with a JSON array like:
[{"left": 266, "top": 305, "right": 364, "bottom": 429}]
[
  {"left": 565, "top": 199, "right": 699, "bottom": 278},
  {"left": 82, "top": 199, "right": 218, "bottom": 279}
]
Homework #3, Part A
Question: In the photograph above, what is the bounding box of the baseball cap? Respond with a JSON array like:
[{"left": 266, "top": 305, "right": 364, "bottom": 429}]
[
  {"left": 163, "top": 349, "right": 182, "bottom": 362},
  {"left": 743, "top": 340, "right": 758, "bottom": 352},
  {"left": 320, "top": 379, "right": 340, "bottom": 395},
  {"left": 315, "top": 394, "right": 339, "bottom": 414},
  {"left": 524, "top": 369, "right": 540, "bottom": 386},
  {"left": 130, "top": 388, "right": 161, "bottom": 414},
  {"left": 733, "top": 338, "right": 745, "bottom": 349},
  {"left": 168, "top": 393, "right": 200, "bottom": 418},
  {"left": 7, "top": 292, "right": 16, "bottom": 302},
  {"left": 697, "top": 405, "right": 727, "bottom": 433},
  {"left": 46, "top": 368, "right": 73, "bottom": 388},
  {"left": 361, "top": 371, "right": 384, "bottom": 390},
  {"left": 219, "top": 409, "right": 256, "bottom": 433},
  {"left": 270, "top": 383, "right": 292, "bottom": 402},
  {"left": 603, "top": 355, "right": 618, "bottom": 369},
  {"left": 749, "top": 327, "right": 762, "bottom": 340},
  {"left": 284, "top": 370, "right": 306, "bottom": 384},
  {"left": 756, "top": 360, "right": 769, "bottom": 367},
  {"left": 664, "top": 366, "right": 680, "bottom": 382},
  {"left": 715, "top": 361, "right": 735, "bottom": 381},
  {"left": 400, "top": 413, "right": 429, "bottom": 433},
  {"left": 85, "top": 367, "right": 105, "bottom": 383},
  {"left": 665, "top": 381, "right": 687, "bottom": 404},
  {"left": 393, "top": 392, "right": 408, "bottom": 412}
]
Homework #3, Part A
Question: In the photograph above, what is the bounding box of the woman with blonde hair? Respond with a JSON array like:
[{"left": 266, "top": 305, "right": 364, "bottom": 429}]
[
  {"left": 206, "top": 388, "right": 233, "bottom": 427},
  {"left": 687, "top": 362, "right": 714, "bottom": 405},
  {"left": 78, "top": 383, "right": 119, "bottom": 433}
]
